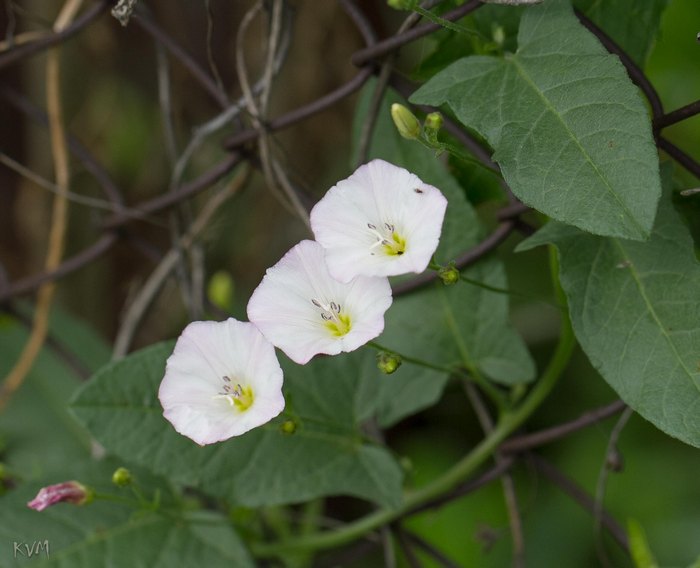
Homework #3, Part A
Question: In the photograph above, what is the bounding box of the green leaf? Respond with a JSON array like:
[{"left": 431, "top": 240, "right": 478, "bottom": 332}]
[
  {"left": 373, "top": 365, "right": 449, "bottom": 429},
  {"left": 627, "top": 518, "right": 659, "bottom": 568},
  {"left": 0, "top": 484, "right": 253, "bottom": 568},
  {"left": 574, "top": 0, "right": 669, "bottom": 67},
  {"left": 70, "top": 344, "right": 403, "bottom": 509},
  {"left": 353, "top": 83, "right": 535, "bottom": 387},
  {"left": 518, "top": 191, "right": 700, "bottom": 447},
  {"left": 0, "top": 318, "right": 95, "bottom": 475},
  {"left": 411, "top": 0, "right": 661, "bottom": 240},
  {"left": 382, "top": 259, "right": 535, "bottom": 386},
  {"left": 413, "top": 3, "right": 524, "bottom": 81}
]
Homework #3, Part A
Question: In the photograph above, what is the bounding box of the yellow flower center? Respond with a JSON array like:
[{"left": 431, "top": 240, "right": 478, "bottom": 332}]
[
  {"left": 368, "top": 222, "right": 406, "bottom": 257},
  {"left": 311, "top": 299, "right": 352, "bottom": 338},
  {"left": 382, "top": 232, "right": 406, "bottom": 256},
  {"left": 324, "top": 312, "right": 352, "bottom": 337},
  {"left": 215, "top": 378, "right": 255, "bottom": 412}
]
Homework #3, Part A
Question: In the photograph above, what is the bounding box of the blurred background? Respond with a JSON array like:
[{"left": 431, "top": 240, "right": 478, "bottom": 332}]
[{"left": 1, "top": 1, "right": 699, "bottom": 566}]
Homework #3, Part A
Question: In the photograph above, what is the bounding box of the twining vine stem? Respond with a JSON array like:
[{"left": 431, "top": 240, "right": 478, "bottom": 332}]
[{"left": 0, "top": 1, "right": 697, "bottom": 563}]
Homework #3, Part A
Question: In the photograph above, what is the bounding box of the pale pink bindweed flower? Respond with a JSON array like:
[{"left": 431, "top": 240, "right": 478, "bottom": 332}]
[
  {"left": 247, "top": 239, "right": 392, "bottom": 365},
  {"left": 158, "top": 319, "right": 285, "bottom": 446},
  {"left": 310, "top": 159, "right": 448, "bottom": 283},
  {"left": 28, "top": 481, "right": 92, "bottom": 511}
]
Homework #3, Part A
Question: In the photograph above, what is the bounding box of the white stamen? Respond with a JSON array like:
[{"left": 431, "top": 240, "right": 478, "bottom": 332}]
[
  {"left": 366, "top": 222, "right": 400, "bottom": 253},
  {"left": 311, "top": 297, "right": 343, "bottom": 324},
  {"left": 213, "top": 382, "right": 245, "bottom": 407}
]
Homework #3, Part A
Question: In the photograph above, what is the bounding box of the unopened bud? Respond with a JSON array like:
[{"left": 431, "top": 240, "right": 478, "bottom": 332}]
[
  {"left": 423, "top": 112, "right": 443, "bottom": 145},
  {"left": 391, "top": 104, "right": 421, "bottom": 140},
  {"left": 377, "top": 352, "right": 402, "bottom": 374},
  {"left": 492, "top": 25, "right": 506, "bottom": 46},
  {"left": 424, "top": 112, "right": 443, "bottom": 133},
  {"left": 438, "top": 262, "right": 460, "bottom": 285},
  {"left": 280, "top": 420, "right": 297, "bottom": 435},
  {"left": 27, "top": 481, "right": 93, "bottom": 511},
  {"left": 112, "top": 467, "right": 133, "bottom": 487},
  {"left": 207, "top": 270, "right": 235, "bottom": 312}
]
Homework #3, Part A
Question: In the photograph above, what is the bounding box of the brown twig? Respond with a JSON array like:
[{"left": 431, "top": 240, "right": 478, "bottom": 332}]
[
  {"left": 0, "top": 234, "right": 117, "bottom": 304},
  {"left": 132, "top": 11, "right": 228, "bottom": 109},
  {"left": 0, "top": 85, "right": 125, "bottom": 207},
  {"left": 395, "top": 525, "right": 423, "bottom": 568},
  {"left": 402, "top": 531, "right": 462, "bottom": 568},
  {"left": 351, "top": 0, "right": 482, "bottom": 67},
  {"left": 112, "top": 164, "right": 251, "bottom": 358},
  {"left": 658, "top": 137, "right": 700, "bottom": 180},
  {"left": 0, "top": 0, "right": 82, "bottom": 411},
  {"left": 223, "top": 0, "right": 376, "bottom": 151},
  {"left": 3, "top": 303, "right": 91, "bottom": 380},
  {"left": 501, "top": 400, "right": 627, "bottom": 453},
  {"left": 574, "top": 9, "right": 663, "bottom": 119},
  {"left": 0, "top": 0, "right": 108, "bottom": 70},
  {"left": 392, "top": 221, "right": 516, "bottom": 296},
  {"left": 406, "top": 457, "right": 515, "bottom": 516},
  {"left": 102, "top": 153, "right": 242, "bottom": 229},
  {"left": 654, "top": 99, "right": 700, "bottom": 131},
  {"left": 354, "top": 3, "right": 434, "bottom": 167},
  {"left": 593, "top": 407, "right": 633, "bottom": 568},
  {"left": 531, "top": 454, "right": 629, "bottom": 554},
  {"left": 464, "top": 382, "right": 525, "bottom": 568}
]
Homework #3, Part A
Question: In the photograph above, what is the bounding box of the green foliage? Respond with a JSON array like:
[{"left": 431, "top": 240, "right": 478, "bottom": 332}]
[
  {"left": 0, "top": 311, "right": 105, "bottom": 476},
  {"left": 411, "top": 0, "right": 662, "bottom": 240},
  {"left": 70, "top": 343, "right": 404, "bottom": 509},
  {"left": 5, "top": 1, "right": 698, "bottom": 566},
  {"left": 519, "top": 185, "right": 700, "bottom": 447},
  {"left": 354, "top": 83, "right": 535, "bottom": 386},
  {"left": 575, "top": 0, "right": 669, "bottom": 67},
  {"left": 0, "top": 483, "right": 253, "bottom": 568},
  {"left": 628, "top": 518, "right": 659, "bottom": 568},
  {"left": 385, "top": 260, "right": 536, "bottom": 385}
]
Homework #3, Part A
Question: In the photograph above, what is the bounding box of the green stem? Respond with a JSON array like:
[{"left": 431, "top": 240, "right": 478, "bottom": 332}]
[
  {"left": 459, "top": 274, "right": 516, "bottom": 296},
  {"left": 93, "top": 492, "right": 141, "bottom": 507},
  {"left": 412, "top": 5, "right": 489, "bottom": 42},
  {"left": 367, "top": 341, "right": 453, "bottom": 375},
  {"left": 252, "top": 307, "right": 575, "bottom": 558}
]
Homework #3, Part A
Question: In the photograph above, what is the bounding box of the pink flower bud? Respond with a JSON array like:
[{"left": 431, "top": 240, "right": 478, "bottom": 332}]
[{"left": 27, "top": 481, "right": 92, "bottom": 512}]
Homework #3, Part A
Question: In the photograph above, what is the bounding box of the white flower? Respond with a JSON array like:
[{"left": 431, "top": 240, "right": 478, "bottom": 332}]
[
  {"left": 247, "top": 239, "right": 392, "bottom": 365},
  {"left": 310, "top": 159, "right": 448, "bottom": 283},
  {"left": 158, "top": 318, "right": 285, "bottom": 446}
]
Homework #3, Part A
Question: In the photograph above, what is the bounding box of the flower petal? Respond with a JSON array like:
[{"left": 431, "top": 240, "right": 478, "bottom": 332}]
[
  {"left": 310, "top": 159, "right": 448, "bottom": 283},
  {"left": 247, "top": 240, "right": 392, "bottom": 364},
  {"left": 158, "top": 319, "right": 285, "bottom": 445}
]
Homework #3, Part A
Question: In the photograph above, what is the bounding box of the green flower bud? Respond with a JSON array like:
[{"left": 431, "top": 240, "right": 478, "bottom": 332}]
[
  {"left": 391, "top": 103, "right": 421, "bottom": 140},
  {"left": 377, "top": 351, "right": 402, "bottom": 374},
  {"left": 438, "top": 262, "right": 460, "bottom": 285},
  {"left": 423, "top": 112, "right": 443, "bottom": 145},
  {"left": 111, "top": 467, "right": 133, "bottom": 487},
  {"left": 424, "top": 112, "right": 443, "bottom": 133},
  {"left": 280, "top": 420, "right": 297, "bottom": 435},
  {"left": 492, "top": 25, "right": 506, "bottom": 46},
  {"left": 207, "top": 270, "right": 235, "bottom": 312}
]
